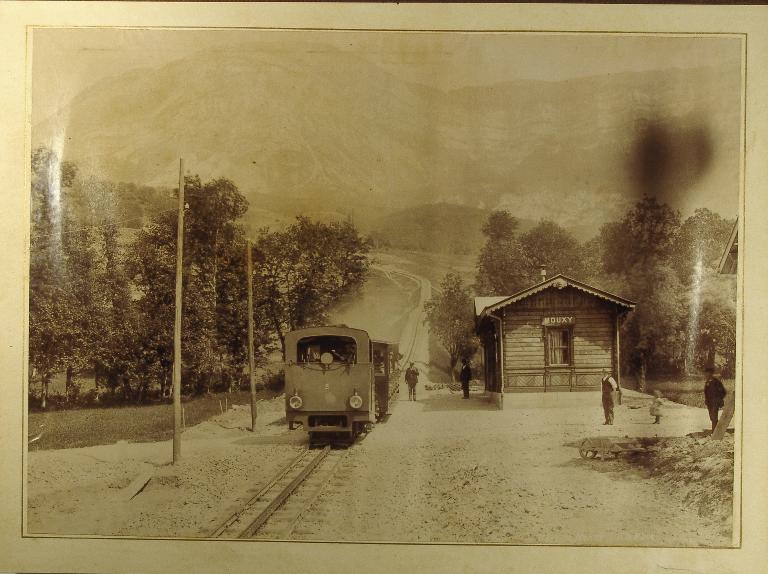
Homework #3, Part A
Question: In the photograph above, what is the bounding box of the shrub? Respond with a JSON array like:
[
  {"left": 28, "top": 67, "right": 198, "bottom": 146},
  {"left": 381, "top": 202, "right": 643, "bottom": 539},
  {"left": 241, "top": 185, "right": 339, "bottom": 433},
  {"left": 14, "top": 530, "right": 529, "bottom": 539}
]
[
  {"left": 262, "top": 370, "right": 285, "bottom": 392},
  {"left": 80, "top": 388, "right": 99, "bottom": 407}
]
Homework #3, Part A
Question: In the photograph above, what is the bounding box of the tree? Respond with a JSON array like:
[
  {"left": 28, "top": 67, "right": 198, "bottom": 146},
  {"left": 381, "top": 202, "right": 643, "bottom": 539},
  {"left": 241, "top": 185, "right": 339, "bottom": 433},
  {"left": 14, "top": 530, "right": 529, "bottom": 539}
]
[
  {"left": 603, "top": 261, "right": 688, "bottom": 390},
  {"left": 519, "top": 219, "right": 589, "bottom": 280},
  {"left": 600, "top": 195, "right": 681, "bottom": 274},
  {"left": 481, "top": 210, "right": 518, "bottom": 242},
  {"left": 127, "top": 176, "right": 263, "bottom": 397},
  {"left": 92, "top": 218, "right": 144, "bottom": 400},
  {"left": 58, "top": 220, "right": 104, "bottom": 401},
  {"left": 125, "top": 210, "right": 177, "bottom": 397},
  {"left": 474, "top": 210, "right": 532, "bottom": 295},
  {"left": 595, "top": 196, "right": 691, "bottom": 386},
  {"left": 580, "top": 236, "right": 605, "bottom": 284},
  {"left": 424, "top": 273, "right": 478, "bottom": 381},
  {"left": 185, "top": 176, "right": 249, "bottom": 392},
  {"left": 28, "top": 147, "right": 80, "bottom": 408},
  {"left": 252, "top": 217, "right": 371, "bottom": 358},
  {"left": 691, "top": 272, "right": 737, "bottom": 376},
  {"left": 670, "top": 208, "right": 735, "bottom": 285}
]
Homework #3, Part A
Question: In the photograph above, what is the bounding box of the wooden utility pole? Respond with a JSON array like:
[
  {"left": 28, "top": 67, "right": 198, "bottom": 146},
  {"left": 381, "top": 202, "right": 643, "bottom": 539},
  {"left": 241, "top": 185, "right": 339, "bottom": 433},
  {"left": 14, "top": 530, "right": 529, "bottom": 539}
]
[
  {"left": 172, "top": 158, "right": 185, "bottom": 463},
  {"left": 246, "top": 239, "right": 257, "bottom": 431}
]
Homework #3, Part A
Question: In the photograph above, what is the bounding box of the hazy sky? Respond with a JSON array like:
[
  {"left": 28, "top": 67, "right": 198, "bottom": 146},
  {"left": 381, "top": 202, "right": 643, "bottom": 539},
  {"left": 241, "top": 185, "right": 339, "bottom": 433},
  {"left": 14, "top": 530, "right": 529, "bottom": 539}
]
[{"left": 33, "top": 28, "right": 742, "bottom": 120}]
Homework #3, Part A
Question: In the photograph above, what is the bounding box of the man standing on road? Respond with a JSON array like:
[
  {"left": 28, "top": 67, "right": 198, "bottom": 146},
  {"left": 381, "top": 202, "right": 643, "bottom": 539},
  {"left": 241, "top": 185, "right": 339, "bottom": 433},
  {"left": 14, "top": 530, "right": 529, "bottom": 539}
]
[
  {"left": 460, "top": 358, "right": 472, "bottom": 399},
  {"left": 405, "top": 362, "right": 419, "bottom": 401},
  {"left": 601, "top": 368, "right": 619, "bottom": 425},
  {"left": 704, "top": 366, "right": 726, "bottom": 432}
]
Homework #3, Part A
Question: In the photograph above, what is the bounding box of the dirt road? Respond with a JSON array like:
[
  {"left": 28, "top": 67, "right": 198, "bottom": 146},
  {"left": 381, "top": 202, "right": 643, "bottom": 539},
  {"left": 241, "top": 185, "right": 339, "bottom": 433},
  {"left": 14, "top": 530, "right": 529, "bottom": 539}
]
[{"left": 289, "top": 387, "right": 732, "bottom": 546}]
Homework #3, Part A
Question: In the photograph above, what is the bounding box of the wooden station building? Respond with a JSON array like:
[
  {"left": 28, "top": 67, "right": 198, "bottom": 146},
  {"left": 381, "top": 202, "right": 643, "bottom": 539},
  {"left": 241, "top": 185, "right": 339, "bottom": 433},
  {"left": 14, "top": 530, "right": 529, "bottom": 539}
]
[{"left": 475, "top": 274, "right": 635, "bottom": 399}]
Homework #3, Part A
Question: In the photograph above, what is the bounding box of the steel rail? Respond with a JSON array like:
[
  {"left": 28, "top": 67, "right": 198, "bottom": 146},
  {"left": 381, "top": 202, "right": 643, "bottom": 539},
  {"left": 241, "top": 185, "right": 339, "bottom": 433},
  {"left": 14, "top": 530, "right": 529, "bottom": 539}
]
[
  {"left": 389, "top": 269, "right": 426, "bottom": 367},
  {"left": 281, "top": 446, "right": 348, "bottom": 539},
  {"left": 209, "top": 448, "right": 309, "bottom": 538},
  {"left": 239, "top": 444, "right": 332, "bottom": 538}
]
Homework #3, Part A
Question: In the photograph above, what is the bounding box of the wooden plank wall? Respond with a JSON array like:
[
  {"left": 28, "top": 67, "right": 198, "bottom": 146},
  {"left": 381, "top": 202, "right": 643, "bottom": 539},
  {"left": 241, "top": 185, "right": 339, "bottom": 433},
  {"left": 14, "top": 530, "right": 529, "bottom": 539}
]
[{"left": 502, "top": 286, "right": 614, "bottom": 390}]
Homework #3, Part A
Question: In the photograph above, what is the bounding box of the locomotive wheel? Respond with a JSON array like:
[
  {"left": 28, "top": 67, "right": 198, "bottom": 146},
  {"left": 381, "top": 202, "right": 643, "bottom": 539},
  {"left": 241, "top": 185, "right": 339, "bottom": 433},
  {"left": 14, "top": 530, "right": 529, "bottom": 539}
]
[{"left": 308, "top": 432, "right": 324, "bottom": 449}]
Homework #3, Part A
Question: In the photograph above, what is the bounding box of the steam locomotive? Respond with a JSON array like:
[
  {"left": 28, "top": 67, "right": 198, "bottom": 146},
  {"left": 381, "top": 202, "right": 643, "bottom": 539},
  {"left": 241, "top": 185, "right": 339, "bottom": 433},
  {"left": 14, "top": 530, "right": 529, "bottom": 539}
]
[{"left": 284, "top": 326, "right": 400, "bottom": 444}]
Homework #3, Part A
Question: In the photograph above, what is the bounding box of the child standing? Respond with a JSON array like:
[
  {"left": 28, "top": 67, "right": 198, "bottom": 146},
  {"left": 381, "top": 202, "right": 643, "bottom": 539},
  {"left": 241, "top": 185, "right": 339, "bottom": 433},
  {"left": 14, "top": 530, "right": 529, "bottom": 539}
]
[{"left": 650, "top": 390, "right": 664, "bottom": 424}]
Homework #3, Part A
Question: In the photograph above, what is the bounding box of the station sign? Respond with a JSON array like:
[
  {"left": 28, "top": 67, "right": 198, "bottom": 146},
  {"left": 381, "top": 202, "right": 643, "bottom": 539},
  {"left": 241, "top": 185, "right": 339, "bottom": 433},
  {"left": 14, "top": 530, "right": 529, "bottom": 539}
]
[{"left": 542, "top": 316, "right": 575, "bottom": 326}]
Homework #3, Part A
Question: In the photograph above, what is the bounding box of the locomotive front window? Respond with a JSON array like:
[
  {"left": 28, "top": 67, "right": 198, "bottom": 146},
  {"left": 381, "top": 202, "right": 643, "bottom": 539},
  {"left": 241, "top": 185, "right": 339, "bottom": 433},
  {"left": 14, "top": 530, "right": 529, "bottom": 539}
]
[{"left": 297, "top": 336, "right": 357, "bottom": 364}]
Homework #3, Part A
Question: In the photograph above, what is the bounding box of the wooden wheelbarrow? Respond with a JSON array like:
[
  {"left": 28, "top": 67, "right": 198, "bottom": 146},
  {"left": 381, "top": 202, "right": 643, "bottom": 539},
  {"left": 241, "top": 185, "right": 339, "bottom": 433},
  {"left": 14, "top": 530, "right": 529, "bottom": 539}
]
[{"left": 578, "top": 437, "right": 651, "bottom": 461}]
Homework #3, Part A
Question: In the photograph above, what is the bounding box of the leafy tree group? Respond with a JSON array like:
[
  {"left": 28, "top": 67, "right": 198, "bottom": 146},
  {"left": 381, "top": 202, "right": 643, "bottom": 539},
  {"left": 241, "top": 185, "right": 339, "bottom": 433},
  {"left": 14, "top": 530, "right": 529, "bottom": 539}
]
[
  {"left": 597, "top": 197, "right": 735, "bottom": 384},
  {"left": 27, "top": 147, "right": 372, "bottom": 408},
  {"left": 29, "top": 148, "right": 79, "bottom": 407},
  {"left": 252, "top": 217, "right": 371, "bottom": 359},
  {"left": 475, "top": 211, "right": 590, "bottom": 295}
]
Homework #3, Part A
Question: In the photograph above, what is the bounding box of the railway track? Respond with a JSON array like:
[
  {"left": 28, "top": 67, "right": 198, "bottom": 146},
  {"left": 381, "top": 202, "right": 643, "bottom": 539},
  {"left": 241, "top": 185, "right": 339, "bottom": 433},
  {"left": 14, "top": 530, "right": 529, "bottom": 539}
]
[
  {"left": 210, "top": 444, "right": 347, "bottom": 539},
  {"left": 210, "top": 267, "right": 427, "bottom": 540},
  {"left": 373, "top": 265, "right": 431, "bottom": 367}
]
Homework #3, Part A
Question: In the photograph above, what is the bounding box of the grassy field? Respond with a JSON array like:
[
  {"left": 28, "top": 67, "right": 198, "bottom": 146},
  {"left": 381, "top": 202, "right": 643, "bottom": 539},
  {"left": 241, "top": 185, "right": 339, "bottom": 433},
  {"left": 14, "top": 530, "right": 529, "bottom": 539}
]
[
  {"left": 641, "top": 377, "right": 736, "bottom": 408},
  {"left": 28, "top": 390, "right": 280, "bottom": 451}
]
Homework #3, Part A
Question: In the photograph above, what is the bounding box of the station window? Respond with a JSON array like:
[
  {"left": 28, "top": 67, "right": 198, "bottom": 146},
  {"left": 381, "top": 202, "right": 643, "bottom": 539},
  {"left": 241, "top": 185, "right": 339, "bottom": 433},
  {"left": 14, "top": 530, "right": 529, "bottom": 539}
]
[{"left": 546, "top": 328, "right": 572, "bottom": 366}]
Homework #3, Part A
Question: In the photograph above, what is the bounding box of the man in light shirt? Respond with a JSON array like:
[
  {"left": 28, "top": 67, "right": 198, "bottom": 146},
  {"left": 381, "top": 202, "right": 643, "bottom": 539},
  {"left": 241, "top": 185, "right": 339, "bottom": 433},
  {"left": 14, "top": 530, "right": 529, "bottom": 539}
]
[{"left": 600, "top": 368, "right": 619, "bottom": 425}]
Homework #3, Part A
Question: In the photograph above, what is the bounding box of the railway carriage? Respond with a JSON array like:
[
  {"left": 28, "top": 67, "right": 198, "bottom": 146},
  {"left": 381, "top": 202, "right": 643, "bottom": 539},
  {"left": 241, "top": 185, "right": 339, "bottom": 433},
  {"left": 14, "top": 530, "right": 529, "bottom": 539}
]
[{"left": 284, "top": 326, "right": 400, "bottom": 443}]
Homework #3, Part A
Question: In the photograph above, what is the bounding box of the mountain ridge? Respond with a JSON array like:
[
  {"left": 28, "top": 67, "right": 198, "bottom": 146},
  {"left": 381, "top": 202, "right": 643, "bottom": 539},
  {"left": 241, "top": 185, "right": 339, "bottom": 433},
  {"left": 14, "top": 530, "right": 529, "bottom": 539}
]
[{"left": 32, "top": 44, "right": 741, "bottom": 235}]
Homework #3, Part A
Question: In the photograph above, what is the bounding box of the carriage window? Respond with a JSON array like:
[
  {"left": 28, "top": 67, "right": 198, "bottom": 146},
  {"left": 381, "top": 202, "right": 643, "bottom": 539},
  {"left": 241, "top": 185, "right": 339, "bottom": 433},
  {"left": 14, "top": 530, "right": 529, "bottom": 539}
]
[
  {"left": 297, "top": 336, "right": 357, "bottom": 364},
  {"left": 546, "top": 328, "right": 571, "bottom": 366}
]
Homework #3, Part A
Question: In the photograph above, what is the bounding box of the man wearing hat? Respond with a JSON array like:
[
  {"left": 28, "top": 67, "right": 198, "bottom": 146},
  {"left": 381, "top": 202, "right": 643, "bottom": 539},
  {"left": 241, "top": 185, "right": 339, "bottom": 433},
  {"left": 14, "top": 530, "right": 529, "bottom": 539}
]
[
  {"left": 703, "top": 366, "right": 726, "bottom": 432},
  {"left": 600, "top": 368, "right": 619, "bottom": 425},
  {"left": 404, "top": 362, "right": 420, "bottom": 401},
  {"left": 459, "top": 358, "right": 472, "bottom": 399}
]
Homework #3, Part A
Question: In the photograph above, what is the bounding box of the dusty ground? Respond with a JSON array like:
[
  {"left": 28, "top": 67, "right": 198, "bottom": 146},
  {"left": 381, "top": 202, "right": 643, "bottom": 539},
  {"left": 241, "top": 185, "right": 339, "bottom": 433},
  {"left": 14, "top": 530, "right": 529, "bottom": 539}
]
[
  {"left": 290, "top": 385, "right": 734, "bottom": 547},
  {"left": 27, "top": 384, "right": 735, "bottom": 546},
  {"left": 27, "top": 399, "right": 304, "bottom": 537}
]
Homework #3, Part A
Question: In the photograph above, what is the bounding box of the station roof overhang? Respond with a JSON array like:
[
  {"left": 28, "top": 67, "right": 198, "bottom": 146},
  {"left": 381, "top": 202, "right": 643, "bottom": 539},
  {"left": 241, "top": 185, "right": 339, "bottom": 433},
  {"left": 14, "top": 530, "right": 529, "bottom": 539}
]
[
  {"left": 717, "top": 219, "right": 738, "bottom": 275},
  {"left": 474, "top": 274, "right": 636, "bottom": 326}
]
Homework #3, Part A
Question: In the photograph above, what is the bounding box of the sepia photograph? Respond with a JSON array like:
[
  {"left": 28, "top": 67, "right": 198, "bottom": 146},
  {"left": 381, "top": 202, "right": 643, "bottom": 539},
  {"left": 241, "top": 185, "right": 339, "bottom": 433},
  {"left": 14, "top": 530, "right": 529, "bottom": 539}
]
[
  {"left": 4, "top": 1, "right": 768, "bottom": 572},
  {"left": 23, "top": 27, "right": 745, "bottom": 548},
  {"left": 23, "top": 26, "right": 745, "bottom": 549}
]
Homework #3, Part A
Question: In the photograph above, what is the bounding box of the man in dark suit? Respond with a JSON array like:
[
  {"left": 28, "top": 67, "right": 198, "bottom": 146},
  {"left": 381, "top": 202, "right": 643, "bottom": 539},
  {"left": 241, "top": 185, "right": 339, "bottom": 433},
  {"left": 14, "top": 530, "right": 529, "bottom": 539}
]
[
  {"left": 405, "top": 362, "right": 419, "bottom": 401},
  {"left": 601, "top": 368, "right": 619, "bottom": 425},
  {"left": 460, "top": 358, "right": 472, "bottom": 399},
  {"left": 704, "top": 366, "right": 727, "bottom": 432}
]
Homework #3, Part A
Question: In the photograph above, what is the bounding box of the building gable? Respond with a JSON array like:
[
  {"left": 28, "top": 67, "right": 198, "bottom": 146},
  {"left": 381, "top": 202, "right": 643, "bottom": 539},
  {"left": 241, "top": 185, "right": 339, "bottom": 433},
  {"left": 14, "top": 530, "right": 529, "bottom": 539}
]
[
  {"left": 717, "top": 219, "right": 738, "bottom": 275},
  {"left": 475, "top": 274, "right": 635, "bottom": 319},
  {"left": 511, "top": 285, "right": 619, "bottom": 312}
]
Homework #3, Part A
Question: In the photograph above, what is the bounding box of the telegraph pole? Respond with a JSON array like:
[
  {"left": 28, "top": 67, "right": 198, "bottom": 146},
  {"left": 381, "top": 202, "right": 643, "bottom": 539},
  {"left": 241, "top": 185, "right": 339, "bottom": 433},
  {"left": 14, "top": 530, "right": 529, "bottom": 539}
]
[
  {"left": 246, "top": 239, "right": 257, "bottom": 431},
  {"left": 172, "top": 158, "right": 185, "bottom": 463}
]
